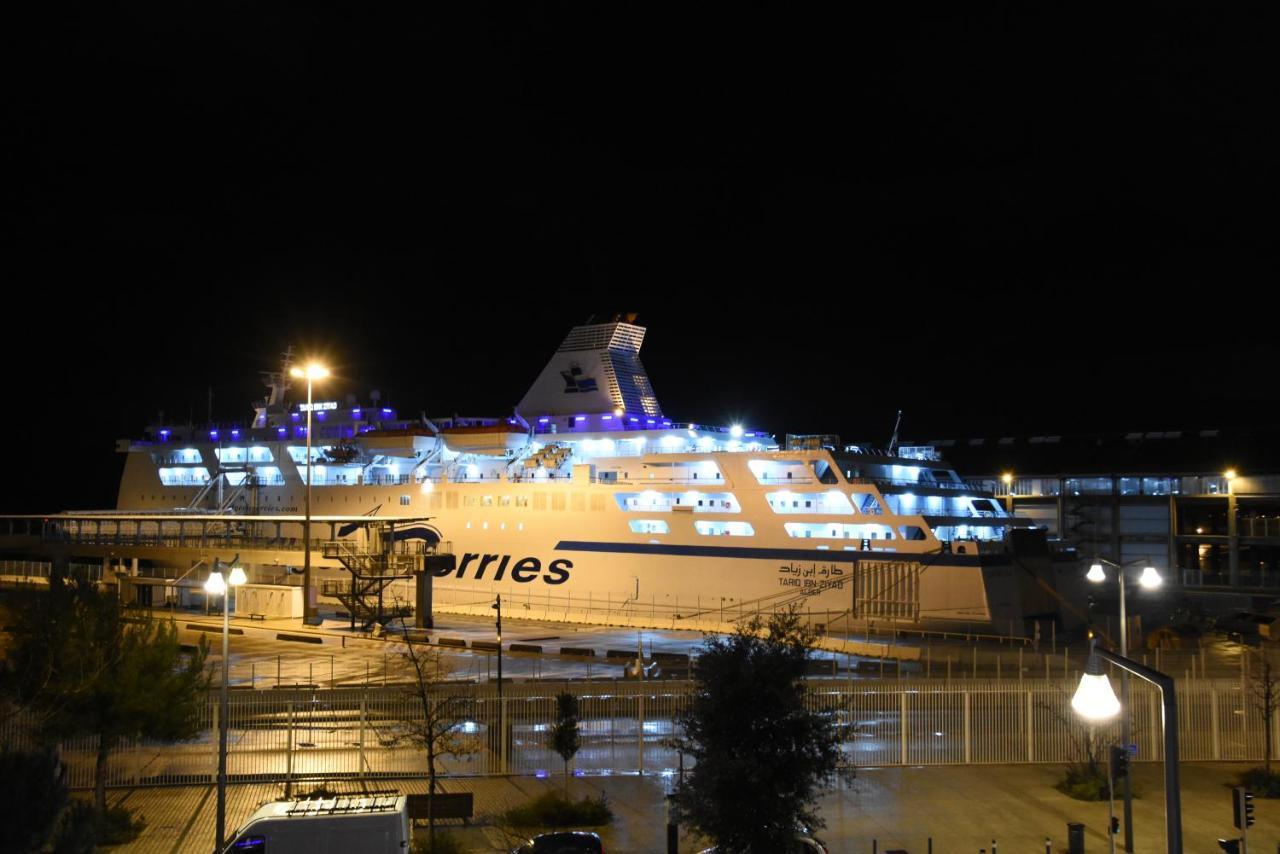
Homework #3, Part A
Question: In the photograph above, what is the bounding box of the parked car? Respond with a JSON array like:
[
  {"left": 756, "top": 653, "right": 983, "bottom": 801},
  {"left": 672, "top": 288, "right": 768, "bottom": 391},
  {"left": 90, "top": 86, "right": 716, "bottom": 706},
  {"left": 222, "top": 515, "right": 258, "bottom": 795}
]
[
  {"left": 698, "top": 829, "right": 829, "bottom": 853},
  {"left": 511, "top": 831, "right": 605, "bottom": 853}
]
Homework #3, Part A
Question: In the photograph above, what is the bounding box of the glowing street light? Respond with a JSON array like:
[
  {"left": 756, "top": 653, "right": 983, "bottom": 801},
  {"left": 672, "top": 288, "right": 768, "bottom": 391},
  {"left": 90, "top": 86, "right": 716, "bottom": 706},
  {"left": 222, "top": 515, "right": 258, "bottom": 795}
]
[
  {"left": 289, "top": 361, "right": 329, "bottom": 625},
  {"left": 1071, "top": 649, "right": 1121, "bottom": 721},
  {"left": 1086, "top": 557, "right": 1163, "bottom": 852},
  {"left": 1073, "top": 642, "right": 1184, "bottom": 853},
  {"left": 1139, "top": 565, "right": 1162, "bottom": 590},
  {"left": 204, "top": 556, "right": 246, "bottom": 854}
]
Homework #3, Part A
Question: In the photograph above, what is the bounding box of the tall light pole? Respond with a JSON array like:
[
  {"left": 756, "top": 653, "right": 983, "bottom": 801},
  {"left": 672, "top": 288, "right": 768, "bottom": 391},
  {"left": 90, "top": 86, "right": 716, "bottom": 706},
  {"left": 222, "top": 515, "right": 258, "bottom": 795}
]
[
  {"left": 204, "top": 557, "right": 245, "bottom": 854},
  {"left": 1072, "top": 642, "right": 1182, "bottom": 854},
  {"left": 290, "top": 362, "right": 329, "bottom": 625},
  {"left": 1087, "top": 557, "right": 1162, "bottom": 853},
  {"left": 491, "top": 594, "right": 503, "bottom": 772}
]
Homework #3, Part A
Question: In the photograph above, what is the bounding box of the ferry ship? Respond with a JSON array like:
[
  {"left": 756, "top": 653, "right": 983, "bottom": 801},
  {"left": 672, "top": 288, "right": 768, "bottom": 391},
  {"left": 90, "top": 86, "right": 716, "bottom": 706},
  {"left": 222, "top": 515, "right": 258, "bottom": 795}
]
[{"left": 114, "top": 317, "right": 1051, "bottom": 632}]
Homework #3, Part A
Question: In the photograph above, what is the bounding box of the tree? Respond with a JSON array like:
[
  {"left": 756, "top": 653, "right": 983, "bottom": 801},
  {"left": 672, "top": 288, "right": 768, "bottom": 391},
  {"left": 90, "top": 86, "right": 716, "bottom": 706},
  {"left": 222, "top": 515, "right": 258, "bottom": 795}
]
[
  {"left": 1, "top": 576, "right": 209, "bottom": 823},
  {"left": 548, "top": 692, "right": 581, "bottom": 798},
  {"left": 1247, "top": 644, "right": 1280, "bottom": 777},
  {"left": 391, "top": 628, "right": 475, "bottom": 852},
  {"left": 675, "top": 608, "right": 840, "bottom": 852}
]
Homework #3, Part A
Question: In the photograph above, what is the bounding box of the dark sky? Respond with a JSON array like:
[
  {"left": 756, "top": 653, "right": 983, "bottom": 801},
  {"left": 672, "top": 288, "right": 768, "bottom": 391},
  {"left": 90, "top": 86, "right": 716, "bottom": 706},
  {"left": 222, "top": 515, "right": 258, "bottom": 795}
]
[{"left": 4, "top": 3, "right": 1277, "bottom": 511}]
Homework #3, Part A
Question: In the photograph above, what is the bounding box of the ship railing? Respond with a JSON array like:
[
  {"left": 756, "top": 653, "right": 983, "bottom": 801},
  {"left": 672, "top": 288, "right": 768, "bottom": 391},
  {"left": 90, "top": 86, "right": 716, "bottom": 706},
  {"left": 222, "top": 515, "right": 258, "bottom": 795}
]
[
  {"left": 359, "top": 474, "right": 414, "bottom": 486},
  {"left": 848, "top": 476, "right": 981, "bottom": 492},
  {"left": 609, "top": 476, "right": 727, "bottom": 485}
]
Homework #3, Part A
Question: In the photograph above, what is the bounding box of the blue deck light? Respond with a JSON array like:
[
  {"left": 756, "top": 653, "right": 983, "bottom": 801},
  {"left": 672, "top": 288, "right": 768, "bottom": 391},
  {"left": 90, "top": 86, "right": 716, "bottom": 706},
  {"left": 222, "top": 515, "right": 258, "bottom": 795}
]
[{"left": 209, "top": 430, "right": 218, "bottom": 440}]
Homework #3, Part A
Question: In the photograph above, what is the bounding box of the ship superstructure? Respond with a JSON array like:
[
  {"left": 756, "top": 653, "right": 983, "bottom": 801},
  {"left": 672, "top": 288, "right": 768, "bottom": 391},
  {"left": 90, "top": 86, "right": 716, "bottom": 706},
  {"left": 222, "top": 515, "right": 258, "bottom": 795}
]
[{"left": 115, "top": 317, "right": 1044, "bottom": 629}]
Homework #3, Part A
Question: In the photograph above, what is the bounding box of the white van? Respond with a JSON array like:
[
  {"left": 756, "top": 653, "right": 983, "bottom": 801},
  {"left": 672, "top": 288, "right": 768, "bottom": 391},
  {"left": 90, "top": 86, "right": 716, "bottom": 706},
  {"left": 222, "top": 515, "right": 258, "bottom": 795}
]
[{"left": 223, "top": 795, "right": 411, "bottom": 853}]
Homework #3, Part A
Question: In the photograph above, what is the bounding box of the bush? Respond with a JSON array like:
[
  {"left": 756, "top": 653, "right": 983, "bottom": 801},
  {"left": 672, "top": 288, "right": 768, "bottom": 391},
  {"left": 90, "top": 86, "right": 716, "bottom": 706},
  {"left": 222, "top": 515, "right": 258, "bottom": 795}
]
[
  {"left": 52, "top": 801, "right": 96, "bottom": 854},
  {"left": 97, "top": 805, "right": 146, "bottom": 845},
  {"left": 503, "top": 791, "right": 613, "bottom": 828},
  {"left": 1055, "top": 766, "right": 1111, "bottom": 801},
  {"left": 411, "top": 829, "right": 465, "bottom": 854},
  {"left": 1241, "top": 766, "right": 1280, "bottom": 797},
  {"left": 0, "top": 747, "right": 70, "bottom": 852}
]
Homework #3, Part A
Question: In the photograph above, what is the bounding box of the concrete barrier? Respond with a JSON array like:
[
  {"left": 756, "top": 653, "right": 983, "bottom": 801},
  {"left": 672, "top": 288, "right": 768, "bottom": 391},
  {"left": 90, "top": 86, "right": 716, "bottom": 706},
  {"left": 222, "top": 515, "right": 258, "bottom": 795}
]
[
  {"left": 509, "top": 643, "right": 543, "bottom": 654},
  {"left": 276, "top": 632, "right": 323, "bottom": 645},
  {"left": 437, "top": 637, "right": 467, "bottom": 648},
  {"left": 470, "top": 640, "right": 500, "bottom": 652},
  {"left": 187, "top": 623, "right": 244, "bottom": 636},
  {"left": 559, "top": 646, "right": 596, "bottom": 657}
]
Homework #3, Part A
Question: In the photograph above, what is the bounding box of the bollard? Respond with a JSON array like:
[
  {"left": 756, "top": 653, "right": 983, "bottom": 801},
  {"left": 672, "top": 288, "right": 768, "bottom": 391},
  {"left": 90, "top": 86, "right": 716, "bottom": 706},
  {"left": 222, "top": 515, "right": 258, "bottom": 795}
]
[
  {"left": 991, "top": 840, "right": 997, "bottom": 854},
  {"left": 873, "top": 841, "right": 877, "bottom": 854},
  {"left": 929, "top": 838, "right": 933, "bottom": 854},
  {"left": 1045, "top": 837, "right": 1051, "bottom": 854},
  {"left": 1067, "top": 821, "right": 1085, "bottom": 854}
]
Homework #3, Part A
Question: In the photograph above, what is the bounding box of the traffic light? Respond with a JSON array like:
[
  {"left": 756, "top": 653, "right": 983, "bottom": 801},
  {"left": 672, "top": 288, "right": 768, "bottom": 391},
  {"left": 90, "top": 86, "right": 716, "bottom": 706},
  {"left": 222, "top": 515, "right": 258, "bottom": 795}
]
[
  {"left": 1232, "top": 787, "right": 1255, "bottom": 829},
  {"left": 1109, "top": 816, "right": 1119, "bottom": 835},
  {"left": 1109, "top": 744, "right": 1129, "bottom": 780},
  {"left": 1218, "top": 839, "right": 1241, "bottom": 854}
]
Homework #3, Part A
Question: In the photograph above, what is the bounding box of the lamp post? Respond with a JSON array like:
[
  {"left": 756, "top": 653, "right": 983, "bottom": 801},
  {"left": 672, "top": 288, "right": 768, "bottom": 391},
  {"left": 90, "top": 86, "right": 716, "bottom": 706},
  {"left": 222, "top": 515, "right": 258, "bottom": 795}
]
[
  {"left": 1087, "top": 557, "right": 1162, "bottom": 853},
  {"left": 491, "top": 594, "right": 503, "bottom": 772},
  {"left": 1072, "top": 642, "right": 1183, "bottom": 854},
  {"left": 289, "top": 362, "right": 329, "bottom": 625},
  {"left": 205, "top": 556, "right": 246, "bottom": 854}
]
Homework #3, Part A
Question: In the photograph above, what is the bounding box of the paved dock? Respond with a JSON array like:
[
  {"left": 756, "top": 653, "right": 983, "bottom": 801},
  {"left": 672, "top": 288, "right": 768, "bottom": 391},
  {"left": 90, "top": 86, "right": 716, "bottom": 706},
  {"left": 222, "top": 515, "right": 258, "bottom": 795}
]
[{"left": 102, "top": 761, "right": 1277, "bottom": 852}]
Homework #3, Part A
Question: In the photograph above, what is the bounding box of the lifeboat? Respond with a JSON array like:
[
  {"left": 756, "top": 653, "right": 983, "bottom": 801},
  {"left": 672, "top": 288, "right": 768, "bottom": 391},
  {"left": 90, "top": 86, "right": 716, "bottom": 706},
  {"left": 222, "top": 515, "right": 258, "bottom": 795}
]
[{"left": 439, "top": 423, "right": 529, "bottom": 456}]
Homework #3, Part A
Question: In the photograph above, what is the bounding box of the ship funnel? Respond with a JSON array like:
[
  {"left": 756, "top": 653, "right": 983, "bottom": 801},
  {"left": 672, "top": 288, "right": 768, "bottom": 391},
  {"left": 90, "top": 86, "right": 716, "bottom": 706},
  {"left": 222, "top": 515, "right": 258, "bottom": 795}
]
[{"left": 517, "top": 321, "right": 663, "bottom": 418}]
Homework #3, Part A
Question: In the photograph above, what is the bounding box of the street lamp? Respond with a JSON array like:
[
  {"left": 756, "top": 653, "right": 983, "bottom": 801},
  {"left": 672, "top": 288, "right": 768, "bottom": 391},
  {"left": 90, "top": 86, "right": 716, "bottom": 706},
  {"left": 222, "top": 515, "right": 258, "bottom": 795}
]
[
  {"left": 289, "top": 362, "right": 329, "bottom": 625},
  {"left": 491, "top": 594, "right": 503, "bottom": 773},
  {"left": 205, "top": 556, "right": 245, "bottom": 854},
  {"left": 1072, "top": 643, "right": 1183, "bottom": 854},
  {"left": 1087, "top": 557, "right": 1162, "bottom": 853}
]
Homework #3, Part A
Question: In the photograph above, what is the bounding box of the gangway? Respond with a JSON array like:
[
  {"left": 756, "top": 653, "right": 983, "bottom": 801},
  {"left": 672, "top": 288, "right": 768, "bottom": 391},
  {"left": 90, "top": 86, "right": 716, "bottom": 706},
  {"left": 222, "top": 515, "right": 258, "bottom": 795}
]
[{"left": 322, "top": 529, "right": 453, "bottom": 631}]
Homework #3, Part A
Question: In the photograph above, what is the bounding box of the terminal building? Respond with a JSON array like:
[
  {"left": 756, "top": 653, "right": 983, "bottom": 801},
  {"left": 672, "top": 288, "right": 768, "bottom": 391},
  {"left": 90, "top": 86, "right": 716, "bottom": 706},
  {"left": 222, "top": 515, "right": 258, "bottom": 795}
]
[{"left": 910, "top": 427, "right": 1280, "bottom": 593}]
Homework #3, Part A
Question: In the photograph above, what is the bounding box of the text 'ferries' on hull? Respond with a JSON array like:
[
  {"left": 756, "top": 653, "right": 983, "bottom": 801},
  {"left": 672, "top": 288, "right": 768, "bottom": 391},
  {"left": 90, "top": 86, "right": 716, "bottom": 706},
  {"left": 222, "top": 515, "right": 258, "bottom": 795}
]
[{"left": 109, "top": 316, "right": 1058, "bottom": 633}]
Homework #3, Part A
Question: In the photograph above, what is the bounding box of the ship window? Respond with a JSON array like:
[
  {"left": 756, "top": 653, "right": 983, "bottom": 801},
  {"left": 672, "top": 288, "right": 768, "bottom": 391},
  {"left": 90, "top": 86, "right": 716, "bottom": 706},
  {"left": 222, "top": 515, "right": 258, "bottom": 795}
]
[
  {"left": 481, "top": 496, "right": 494, "bottom": 506},
  {"left": 900, "top": 525, "right": 927, "bottom": 540},
  {"left": 695, "top": 521, "right": 754, "bottom": 536},
  {"left": 629, "top": 520, "right": 670, "bottom": 534},
  {"left": 400, "top": 495, "right": 411, "bottom": 506}
]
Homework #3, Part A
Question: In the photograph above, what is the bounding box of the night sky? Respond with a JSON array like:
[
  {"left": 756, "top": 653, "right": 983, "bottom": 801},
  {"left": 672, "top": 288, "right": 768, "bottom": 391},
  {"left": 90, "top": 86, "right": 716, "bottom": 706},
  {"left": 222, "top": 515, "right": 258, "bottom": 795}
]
[{"left": 4, "top": 4, "right": 1276, "bottom": 512}]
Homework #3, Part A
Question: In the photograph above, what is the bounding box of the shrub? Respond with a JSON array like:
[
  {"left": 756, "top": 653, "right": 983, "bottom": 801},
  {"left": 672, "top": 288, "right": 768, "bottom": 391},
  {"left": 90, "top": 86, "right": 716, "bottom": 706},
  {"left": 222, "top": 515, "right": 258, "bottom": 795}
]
[
  {"left": 1241, "top": 766, "right": 1280, "bottom": 797},
  {"left": 503, "top": 791, "right": 613, "bottom": 828},
  {"left": 411, "top": 829, "right": 465, "bottom": 854},
  {"left": 52, "top": 801, "right": 96, "bottom": 854},
  {"left": 97, "top": 805, "right": 145, "bottom": 845},
  {"left": 1054, "top": 765, "right": 1140, "bottom": 802}
]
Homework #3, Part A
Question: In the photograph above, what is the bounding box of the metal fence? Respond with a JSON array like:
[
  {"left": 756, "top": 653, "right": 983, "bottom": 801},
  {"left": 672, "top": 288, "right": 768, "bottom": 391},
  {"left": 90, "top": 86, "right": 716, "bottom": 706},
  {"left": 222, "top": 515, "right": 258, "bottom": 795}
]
[{"left": 2, "top": 677, "right": 1276, "bottom": 791}]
